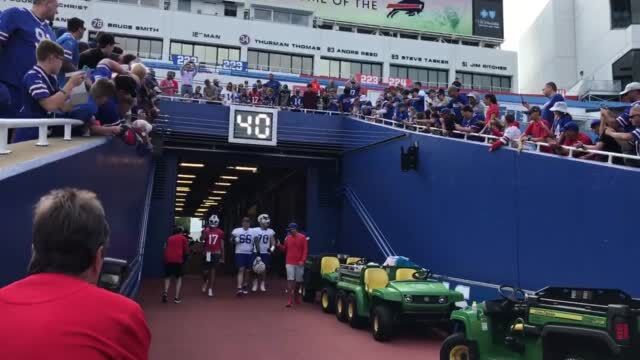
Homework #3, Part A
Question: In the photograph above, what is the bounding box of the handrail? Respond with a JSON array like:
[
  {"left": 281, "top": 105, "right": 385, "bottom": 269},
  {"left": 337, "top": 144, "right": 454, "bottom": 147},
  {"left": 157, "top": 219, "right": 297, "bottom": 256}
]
[
  {"left": 355, "top": 115, "right": 640, "bottom": 165},
  {"left": 0, "top": 118, "right": 84, "bottom": 155}
]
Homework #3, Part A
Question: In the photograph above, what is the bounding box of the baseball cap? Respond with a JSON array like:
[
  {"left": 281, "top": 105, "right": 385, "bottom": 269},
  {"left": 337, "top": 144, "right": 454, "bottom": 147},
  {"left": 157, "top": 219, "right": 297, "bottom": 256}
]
[
  {"left": 287, "top": 223, "right": 298, "bottom": 230},
  {"left": 620, "top": 82, "right": 640, "bottom": 96},
  {"left": 590, "top": 119, "right": 601, "bottom": 128},
  {"left": 467, "top": 92, "right": 478, "bottom": 99},
  {"left": 525, "top": 106, "right": 541, "bottom": 115},
  {"left": 549, "top": 101, "right": 569, "bottom": 113},
  {"left": 562, "top": 122, "right": 580, "bottom": 132}
]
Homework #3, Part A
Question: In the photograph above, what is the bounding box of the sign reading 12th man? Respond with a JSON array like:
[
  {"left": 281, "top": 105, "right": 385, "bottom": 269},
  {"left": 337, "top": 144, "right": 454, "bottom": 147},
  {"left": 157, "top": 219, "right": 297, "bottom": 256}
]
[{"left": 228, "top": 105, "right": 278, "bottom": 146}]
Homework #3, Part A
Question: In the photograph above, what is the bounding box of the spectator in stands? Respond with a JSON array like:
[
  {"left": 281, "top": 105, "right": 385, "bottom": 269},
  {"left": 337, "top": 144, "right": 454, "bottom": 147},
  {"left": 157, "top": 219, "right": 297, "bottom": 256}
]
[
  {"left": 264, "top": 73, "right": 281, "bottom": 95},
  {"left": 455, "top": 105, "right": 483, "bottom": 134},
  {"left": 79, "top": 33, "right": 116, "bottom": 69},
  {"left": 279, "top": 84, "right": 291, "bottom": 107},
  {"left": 344, "top": 77, "right": 360, "bottom": 98},
  {"left": 110, "top": 46, "right": 124, "bottom": 62},
  {"left": 410, "top": 88, "right": 426, "bottom": 115},
  {"left": 468, "top": 92, "right": 486, "bottom": 117},
  {"left": 588, "top": 119, "right": 601, "bottom": 143},
  {"left": 303, "top": 83, "right": 318, "bottom": 110},
  {"left": 12, "top": 40, "right": 85, "bottom": 143},
  {"left": 160, "top": 71, "right": 178, "bottom": 97},
  {"left": 193, "top": 85, "right": 203, "bottom": 99},
  {"left": 163, "top": 226, "right": 189, "bottom": 304},
  {"left": 549, "top": 122, "right": 592, "bottom": 156},
  {"left": 548, "top": 101, "right": 573, "bottom": 139},
  {"left": 433, "top": 88, "right": 448, "bottom": 110},
  {"left": 78, "top": 41, "right": 89, "bottom": 54},
  {"left": 0, "top": 188, "right": 151, "bottom": 359},
  {"left": 326, "top": 80, "right": 337, "bottom": 94},
  {"left": 289, "top": 89, "right": 303, "bottom": 110},
  {"left": 0, "top": 0, "right": 57, "bottom": 118},
  {"left": 56, "top": 17, "right": 85, "bottom": 86},
  {"left": 483, "top": 93, "right": 500, "bottom": 132},
  {"left": 524, "top": 81, "right": 564, "bottom": 126},
  {"left": 220, "top": 82, "right": 235, "bottom": 105},
  {"left": 179, "top": 61, "right": 197, "bottom": 97},
  {"left": 522, "top": 106, "right": 552, "bottom": 152},
  {"left": 452, "top": 78, "right": 462, "bottom": 88},
  {"left": 447, "top": 86, "right": 468, "bottom": 121},
  {"left": 605, "top": 82, "right": 640, "bottom": 133},
  {"left": 393, "top": 102, "right": 409, "bottom": 122},
  {"left": 203, "top": 79, "right": 216, "bottom": 101},
  {"left": 262, "top": 88, "right": 276, "bottom": 106},
  {"left": 310, "top": 78, "right": 321, "bottom": 93},
  {"left": 490, "top": 113, "right": 522, "bottom": 152},
  {"left": 603, "top": 104, "right": 640, "bottom": 166},
  {"left": 578, "top": 117, "right": 624, "bottom": 165}
]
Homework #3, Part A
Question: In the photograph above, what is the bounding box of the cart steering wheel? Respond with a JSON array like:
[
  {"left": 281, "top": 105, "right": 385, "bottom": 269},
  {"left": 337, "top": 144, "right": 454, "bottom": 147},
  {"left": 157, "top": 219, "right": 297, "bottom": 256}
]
[
  {"left": 412, "top": 269, "right": 432, "bottom": 280},
  {"left": 498, "top": 285, "right": 526, "bottom": 304}
]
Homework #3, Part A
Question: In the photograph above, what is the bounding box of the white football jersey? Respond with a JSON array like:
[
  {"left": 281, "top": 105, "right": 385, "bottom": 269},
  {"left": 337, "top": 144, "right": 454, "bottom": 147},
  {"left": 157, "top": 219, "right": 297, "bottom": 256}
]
[
  {"left": 232, "top": 227, "right": 254, "bottom": 254},
  {"left": 221, "top": 89, "right": 235, "bottom": 105},
  {"left": 250, "top": 227, "right": 275, "bottom": 254}
]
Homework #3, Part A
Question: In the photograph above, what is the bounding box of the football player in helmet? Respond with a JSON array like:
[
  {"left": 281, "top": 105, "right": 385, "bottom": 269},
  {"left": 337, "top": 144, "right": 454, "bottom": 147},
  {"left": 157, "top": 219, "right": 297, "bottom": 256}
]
[
  {"left": 249, "top": 214, "right": 276, "bottom": 292},
  {"left": 200, "top": 215, "right": 224, "bottom": 297},
  {"left": 231, "top": 217, "right": 254, "bottom": 296}
]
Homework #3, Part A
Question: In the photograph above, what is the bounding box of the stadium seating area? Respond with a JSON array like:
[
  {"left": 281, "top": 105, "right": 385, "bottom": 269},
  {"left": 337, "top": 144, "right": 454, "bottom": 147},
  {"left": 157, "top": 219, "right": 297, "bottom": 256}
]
[{"left": 0, "top": 7, "right": 639, "bottom": 168}]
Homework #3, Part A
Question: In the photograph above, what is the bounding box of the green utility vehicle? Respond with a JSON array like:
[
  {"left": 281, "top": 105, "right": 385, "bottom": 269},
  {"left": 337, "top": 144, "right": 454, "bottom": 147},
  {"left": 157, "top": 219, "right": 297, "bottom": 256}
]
[
  {"left": 333, "top": 263, "right": 464, "bottom": 341},
  {"left": 441, "top": 286, "right": 640, "bottom": 360},
  {"left": 301, "top": 254, "right": 365, "bottom": 311}
]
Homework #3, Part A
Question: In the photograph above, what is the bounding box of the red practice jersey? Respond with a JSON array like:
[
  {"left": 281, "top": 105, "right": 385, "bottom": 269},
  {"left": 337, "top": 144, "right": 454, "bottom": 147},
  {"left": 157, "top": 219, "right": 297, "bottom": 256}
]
[{"left": 202, "top": 227, "right": 225, "bottom": 253}]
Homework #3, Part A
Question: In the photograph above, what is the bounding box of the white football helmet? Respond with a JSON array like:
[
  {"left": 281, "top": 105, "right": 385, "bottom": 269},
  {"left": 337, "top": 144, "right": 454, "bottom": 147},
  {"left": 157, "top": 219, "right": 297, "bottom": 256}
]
[
  {"left": 253, "top": 256, "right": 266, "bottom": 274},
  {"left": 257, "top": 214, "right": 270, "bottom": 227},
  {"left": 208, "top": 214, "right": 220, "bottom": 228}
]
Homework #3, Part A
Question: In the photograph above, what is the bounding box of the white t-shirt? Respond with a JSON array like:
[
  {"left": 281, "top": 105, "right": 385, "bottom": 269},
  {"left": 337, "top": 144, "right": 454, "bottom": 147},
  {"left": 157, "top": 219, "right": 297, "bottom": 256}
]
[
  {"left": 250, "top": 227, "right": 275, "bottom": 254},
  {"left": 502, "top": 125, "right": 522, "bottom": 147},
  {"left": 220, "top": 89, "right": 235, "bottom": 105},
  {"left": 231, "top": 227, "right": 254, "bottom": 254},
  {"left": 181, "top": 70, "right": 195, "bottom": 86}
]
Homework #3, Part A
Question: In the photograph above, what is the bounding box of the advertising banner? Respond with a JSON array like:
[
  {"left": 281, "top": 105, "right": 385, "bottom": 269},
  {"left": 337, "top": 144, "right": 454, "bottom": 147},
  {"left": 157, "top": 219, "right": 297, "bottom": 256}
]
[
  {"left": 472, "top": 0, "right": 504, "bottom": 39},
  {"left": 252, "top": 0, "right": 473, "bottom": 36}
]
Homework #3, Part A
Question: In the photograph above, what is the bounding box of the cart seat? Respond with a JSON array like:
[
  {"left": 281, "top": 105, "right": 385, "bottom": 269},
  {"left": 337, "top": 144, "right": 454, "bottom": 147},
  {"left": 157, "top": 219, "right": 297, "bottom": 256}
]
[
  {"left": 346, "top": 257, "right": 361, "bottom": 265},
  {"left": 320, "top": 256, "right": 340, "bottom": 275},
  {"left": 364, "top": 268, "right": 389, "bottom": 293},
  {"left": 395, "top": 268, "right": 417, "bottom": 281}
]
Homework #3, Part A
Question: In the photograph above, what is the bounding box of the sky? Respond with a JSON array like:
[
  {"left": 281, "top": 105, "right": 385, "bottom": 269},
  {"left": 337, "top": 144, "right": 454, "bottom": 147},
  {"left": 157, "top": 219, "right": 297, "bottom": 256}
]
[{"left": 502, "top": 0, "right": 551, "bottom": 52}]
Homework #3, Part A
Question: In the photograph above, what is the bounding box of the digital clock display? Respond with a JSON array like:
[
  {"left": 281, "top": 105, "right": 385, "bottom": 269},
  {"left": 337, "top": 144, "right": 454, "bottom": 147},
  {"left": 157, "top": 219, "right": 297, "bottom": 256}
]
[{"left": 228, "top": 105, "right": 278, "bottom": 146}]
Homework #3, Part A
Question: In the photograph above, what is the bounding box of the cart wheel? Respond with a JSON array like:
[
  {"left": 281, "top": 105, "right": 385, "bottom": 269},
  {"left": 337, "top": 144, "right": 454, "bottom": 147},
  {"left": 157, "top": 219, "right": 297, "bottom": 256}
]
[
  {"left": 302, "top": 287, "right": 315, "bottom": 303},
  {"left": 372, "top": 303, "right": 395, "bottom": 341},
  {"left": 346, "top": 295, "right": 365, "bottom": 328},
  {"left": 440, "top": 333, "right": 478, "bottom": 360},
  {"left": 320, "top": 287, "right": 335, "bottom": 313},
  {"left": 335, "top": 291, "right": 347, "bottom": 322}
]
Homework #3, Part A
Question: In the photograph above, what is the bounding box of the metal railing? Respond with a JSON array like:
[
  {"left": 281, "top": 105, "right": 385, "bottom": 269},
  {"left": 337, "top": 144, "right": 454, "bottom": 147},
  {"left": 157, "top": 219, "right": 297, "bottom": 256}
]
[
  {"left": 0, "top": 118, "right": 84, "bottom": 155},
  {"left": 356, "top": 115, "right": 640, "bottom": 165}
]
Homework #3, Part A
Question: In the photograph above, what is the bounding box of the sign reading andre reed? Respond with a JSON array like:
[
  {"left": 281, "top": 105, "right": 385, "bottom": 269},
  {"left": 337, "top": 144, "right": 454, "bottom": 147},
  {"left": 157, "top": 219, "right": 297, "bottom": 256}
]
[{"left": 228, "top": 105, "right": 278, "bottom": 146}]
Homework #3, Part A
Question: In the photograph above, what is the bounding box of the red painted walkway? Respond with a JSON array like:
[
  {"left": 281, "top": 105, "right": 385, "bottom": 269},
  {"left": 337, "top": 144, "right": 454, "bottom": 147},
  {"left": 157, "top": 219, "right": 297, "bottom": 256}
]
[{"left": 139, "top": 276, "right": 443, "bottom": 359}]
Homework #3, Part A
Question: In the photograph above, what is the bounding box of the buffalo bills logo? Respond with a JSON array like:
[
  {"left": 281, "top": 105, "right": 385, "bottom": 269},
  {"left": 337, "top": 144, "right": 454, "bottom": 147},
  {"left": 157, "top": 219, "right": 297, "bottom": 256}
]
[{"left": 386, "top": 0, "right": 425, "bottom": 18}]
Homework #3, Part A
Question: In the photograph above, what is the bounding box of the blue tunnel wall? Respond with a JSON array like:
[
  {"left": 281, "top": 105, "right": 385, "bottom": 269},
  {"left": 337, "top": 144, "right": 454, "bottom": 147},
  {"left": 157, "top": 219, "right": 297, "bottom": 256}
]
[
  {"left": 0, "top": 140, "right": 152, "bottom": 287},
  {"left": 340, "top": 130, "right": 640, "bottom": 297}
]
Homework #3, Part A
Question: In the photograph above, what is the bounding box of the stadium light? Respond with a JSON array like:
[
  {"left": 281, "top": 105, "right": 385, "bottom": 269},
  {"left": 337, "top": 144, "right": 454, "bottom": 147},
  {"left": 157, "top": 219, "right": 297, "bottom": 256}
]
[
  {"left": 178, "top": 174, "right": 196, "bottom": 179},
  {"left": 220, "top": 176, "right": 238, "bottom": 180},
  {"left": 176, "top": 187, "right": 191, "bottom": 192},
  {"left": 177, "top": 180, "right": 193, "bottom": 184},
  {"left": 214, "top": 182, "right": 232, "bottom": 186},
  {"left": 179, "top": 163, "right": 204, "bottom": 168}
]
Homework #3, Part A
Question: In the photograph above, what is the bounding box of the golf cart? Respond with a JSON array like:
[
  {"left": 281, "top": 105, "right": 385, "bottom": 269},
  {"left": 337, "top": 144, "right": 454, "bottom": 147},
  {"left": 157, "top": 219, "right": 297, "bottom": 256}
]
[
  {"left": 441, "top": 286, "right": 640, "bottom": 360},
  {"left": 334, "top": 263, "right": 464, "bottom": 341},
  {"left": 301, "top": 254, "right": 364, "bottom": 311}
]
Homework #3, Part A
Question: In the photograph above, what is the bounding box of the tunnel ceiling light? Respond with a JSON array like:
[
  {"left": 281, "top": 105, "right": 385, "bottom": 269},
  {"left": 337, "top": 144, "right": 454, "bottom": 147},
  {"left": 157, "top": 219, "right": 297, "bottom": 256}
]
[
  {"left": 203, "top": 202, "right": 218, "bottom": 206},
  {"left": 220, "top": 176, "right": 238, "bottom": 180},
  {"left": 176, "top": 192, "right": 188, "bottom": 196},
  {"left": 178, "top": 174, "right": 196, "bottom": 179},
  {"left": 180, "top": 163, "right": 204, "bottom": 168},
  {"left": 209, "top": 197, "right": 222, "bottom": 200},
  {"left": 194, "top": 213, "right": 204, "bottom": 217},
  {"left": 196, "top": 208, "right": 208, "bottom": 212},
  {"left": 233, "top": 166, "right": 258, "bottom": 172},
  {"left": 177, "top": 180, "right": 193, "bottom": 184},
  {"left": 212, "top": 190, "right": 227, "bottom": 194},
  {"left": 214, "top": 182, "right": 232, "bottom": 186},
  {"left": 175, "top": 207, "right": 183, "bottom": 211},
  {"left": 176, "top": 187, "right": 191, "bottom": 192}
]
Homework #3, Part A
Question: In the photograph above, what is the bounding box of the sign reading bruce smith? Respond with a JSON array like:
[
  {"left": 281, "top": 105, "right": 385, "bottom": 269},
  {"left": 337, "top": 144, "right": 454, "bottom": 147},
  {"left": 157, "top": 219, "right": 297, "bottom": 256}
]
[{"left": 254, "top": 39, "right": 320, "bottom": 51}]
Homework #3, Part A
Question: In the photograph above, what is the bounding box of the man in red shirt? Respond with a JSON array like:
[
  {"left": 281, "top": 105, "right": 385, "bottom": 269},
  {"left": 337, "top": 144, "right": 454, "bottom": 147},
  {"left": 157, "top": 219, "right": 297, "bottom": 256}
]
[
  {"left": 550, "top": 122, "right": 593, "bottom": 157},
  {"left": 160, "top": 71, "right": 178, "bottom": 96},
  {"left": 0, "top": 188, "right": 150, "bottom": 359},
  {"left": 277, "top": 223, "right": 308, "bottom": 307},
  {"left": 200, "top": 215, "right": 224, "bottom": 297},
  {"left": 163, "top": 226, "right": 189, "bottom": 303},
  {"left": 522, "top": 106, "right": 553, "bottom": 153}
]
